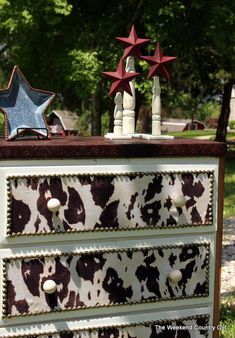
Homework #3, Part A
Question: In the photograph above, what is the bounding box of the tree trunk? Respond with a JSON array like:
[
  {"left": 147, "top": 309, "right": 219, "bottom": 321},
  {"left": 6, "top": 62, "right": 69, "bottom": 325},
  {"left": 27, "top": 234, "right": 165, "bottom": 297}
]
[
  {"left": 215, "top": 79, "right": 234, "bottom": 142},
  {"left": 91, "top": 81, "right": 103, "bottom": 136}
]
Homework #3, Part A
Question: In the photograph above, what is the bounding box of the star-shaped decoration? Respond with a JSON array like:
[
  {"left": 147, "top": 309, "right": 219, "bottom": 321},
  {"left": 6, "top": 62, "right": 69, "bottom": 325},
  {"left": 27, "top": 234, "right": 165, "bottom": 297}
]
[
  {"left": 141, "top": 43, "right": 176, "bottom": 80},
  {"left": 0, "top": 66, "right": 55, "bottom": 141},
  {"left": 116, "top": 25, "right": 150, "bottom": 59},
  {"left": 102, "top": 59, "right": 140, "bottom": 96}
]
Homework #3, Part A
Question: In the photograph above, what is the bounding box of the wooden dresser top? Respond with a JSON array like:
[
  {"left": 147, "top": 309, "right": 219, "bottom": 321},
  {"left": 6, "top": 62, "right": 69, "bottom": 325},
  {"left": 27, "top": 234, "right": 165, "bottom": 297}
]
[{"left": 0, "top": 136, "right": 226, "bottom": 159}]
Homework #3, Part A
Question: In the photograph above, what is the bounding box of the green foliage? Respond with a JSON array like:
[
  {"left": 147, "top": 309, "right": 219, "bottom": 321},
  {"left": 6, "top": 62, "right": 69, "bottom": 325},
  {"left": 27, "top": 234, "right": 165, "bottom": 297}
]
[
  {"left": 224, "top": 158, "right": 235, "bottom": 218},
  {"left": 198, "top": 101, "right": 220, "bottom": 121},
  {"left": 229, "top": 120, "right": 235, "bottom": 130},
  {"left": 0, "top": 0, "right": 72, "bottom": 34},
  {"left": 101, "top": 111, "right": 110, "bottom": 136},
  {"left": 0, "top": 0, "right": 75, "bottom": 89},
  {"left": 163, "top": 85, "right": 220, "bottom": 123},
  {"left": 75, "top": 109, "right": 91, "bottom": 136},
  {"left": 167, "top": 89, "right": 196, "bottom": 118},
  {"left": 135, "top": 60, "right": 152, "bottom": 103},
  {"left": 0, "top": 0, "right": 234, "bottom": 134},
  {"left": 220, "top": 296, "right": 235, "bottom": 338},
  {"left": 68, "top": 50, "right": 103, "bottom": 98},
  {"left": 0, "top": 113, "right": 4, "bottom": 136},
  {"left": 220, "top": 318, "right": 235, "bottom": 338},
  {"left": 158, "top": 1, "right": 186, "bottom": 19},
  {"left": 52, "top": 0, "right": 72, "bottom": 15}
]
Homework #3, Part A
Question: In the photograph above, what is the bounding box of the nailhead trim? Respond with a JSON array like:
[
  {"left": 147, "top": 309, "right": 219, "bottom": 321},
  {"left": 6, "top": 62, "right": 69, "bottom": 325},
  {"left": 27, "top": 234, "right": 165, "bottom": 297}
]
[
  {"left": 2, "top": 242, "right": 210, "bottom": 318},
  {"left": 6, "top": 170, "right": 214, "bottom": 237}
]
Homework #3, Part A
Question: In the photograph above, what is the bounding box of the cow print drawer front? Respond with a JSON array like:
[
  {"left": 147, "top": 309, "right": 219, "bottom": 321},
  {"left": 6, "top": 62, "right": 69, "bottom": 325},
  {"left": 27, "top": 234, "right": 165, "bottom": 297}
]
[
  {"left": 6, "top": 170, "right": 214, "bottom": 236},
  {"left": 2, "top": 242, "right": 210, "bottom": 317},
  {"left": 1, "top": 314, "right": 210, "bottom": 338}
]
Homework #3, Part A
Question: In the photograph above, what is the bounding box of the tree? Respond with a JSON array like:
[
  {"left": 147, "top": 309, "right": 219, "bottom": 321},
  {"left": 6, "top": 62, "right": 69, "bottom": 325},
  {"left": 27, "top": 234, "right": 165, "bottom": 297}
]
[
  {"left": 0, "top": 0, "right": 148, "bottom": 135},
  {"left": 142, "top": 0, "right": 235, "bottom": 142},
  {"left": 0, "top": 0, "right": 234, "bottom": 139}
]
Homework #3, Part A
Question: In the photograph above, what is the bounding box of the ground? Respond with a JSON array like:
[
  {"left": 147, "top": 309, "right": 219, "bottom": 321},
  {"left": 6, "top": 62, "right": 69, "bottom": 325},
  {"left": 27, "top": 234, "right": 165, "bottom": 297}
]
[{"left": 221, "top": 218, "right": 235, "bottom": 296}]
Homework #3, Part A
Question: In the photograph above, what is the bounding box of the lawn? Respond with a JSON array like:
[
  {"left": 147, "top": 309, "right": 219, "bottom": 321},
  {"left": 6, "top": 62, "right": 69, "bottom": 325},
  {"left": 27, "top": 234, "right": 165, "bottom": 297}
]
[
  {"left": 167, "top": 129, "right": 235, "bottom": 140},
  {"left": 224, "top": 157, "right": 235, "bottom": 218},
  {"left": 220, "top": 295, "right": 235, "bottom": 338},
  {"left": 168, "top": 129, "right": 217, "bottom": 138}
]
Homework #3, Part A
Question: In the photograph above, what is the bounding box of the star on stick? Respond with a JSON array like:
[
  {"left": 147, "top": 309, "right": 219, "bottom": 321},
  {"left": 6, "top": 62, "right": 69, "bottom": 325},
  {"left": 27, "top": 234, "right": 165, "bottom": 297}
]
[
  {"left": 102, "top": 59, "right": 140, "bottom": 96},
  {"left": 141, "top": 43, "right": 176, "bottom": 80},
  {"left": 116, "top": 25, "right": 150, "bottom": 59},
  {"left": 0, "top": 66, "right": 55, "bottom": 140}
]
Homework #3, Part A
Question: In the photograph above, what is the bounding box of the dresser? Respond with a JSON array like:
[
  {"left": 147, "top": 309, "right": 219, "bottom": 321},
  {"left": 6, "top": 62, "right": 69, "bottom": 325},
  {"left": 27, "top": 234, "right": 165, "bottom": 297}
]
[{"left": 0, "top": 137, "right": 226, "bottom": 338}]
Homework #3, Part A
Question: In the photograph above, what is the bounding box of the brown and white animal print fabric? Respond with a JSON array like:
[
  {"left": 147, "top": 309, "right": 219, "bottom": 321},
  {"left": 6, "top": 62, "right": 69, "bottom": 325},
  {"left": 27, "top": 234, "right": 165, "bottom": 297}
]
[
  {"left": 8, "top": 171, "right": 213, "bottom": 235},
  {"left": 4, "top": 243, "right": 209, "bottom": 317}
]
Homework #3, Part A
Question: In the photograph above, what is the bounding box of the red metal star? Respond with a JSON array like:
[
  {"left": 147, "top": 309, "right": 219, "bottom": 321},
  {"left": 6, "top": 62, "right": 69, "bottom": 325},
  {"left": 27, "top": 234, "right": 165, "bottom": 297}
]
[
  {"left": 102, "top": 59, "right": 140, "bottom": 96},
  {"left": 116, "top": 25, "right": 150, "bottom": 59},
  {"left": 141, "top": 43, "right": 176, "bottom": 80}
]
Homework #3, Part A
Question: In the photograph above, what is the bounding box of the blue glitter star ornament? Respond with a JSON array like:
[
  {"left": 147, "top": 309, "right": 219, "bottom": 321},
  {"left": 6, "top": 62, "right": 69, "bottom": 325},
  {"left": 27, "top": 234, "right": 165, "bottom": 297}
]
[{"left": 0, "top": 66, "right": 55, "bottom": 140}]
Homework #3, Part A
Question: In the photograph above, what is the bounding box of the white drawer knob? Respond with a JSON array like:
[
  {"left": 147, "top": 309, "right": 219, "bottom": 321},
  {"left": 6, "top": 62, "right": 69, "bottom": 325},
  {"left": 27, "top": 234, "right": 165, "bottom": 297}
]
[
  {"left": 173, "top": 195, "right": 186, "bottom": 208},
  {"left": 169, "top": 270, "right": 182, "bottom": 283},
  {"left": 47, "top": 198, "right": 61, "bottom": 212},
  {"left": 43, "top": 280, "right": 57, "bottom": 294}
]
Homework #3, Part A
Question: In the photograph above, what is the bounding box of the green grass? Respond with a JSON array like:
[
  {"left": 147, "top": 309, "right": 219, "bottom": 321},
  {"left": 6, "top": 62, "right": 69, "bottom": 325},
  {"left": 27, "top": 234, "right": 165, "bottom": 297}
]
[
  {"left": 220, "top": 296, "right": 235, "bottom": 337},
  {"left": 167, "top": 129, "right": 216, "bottom": 138},
  {"left": 167, "top": 129, "right": 235, "bottom": 140},
  {"left": 224, "top": 158, "right": 235, "bottom": 218}
]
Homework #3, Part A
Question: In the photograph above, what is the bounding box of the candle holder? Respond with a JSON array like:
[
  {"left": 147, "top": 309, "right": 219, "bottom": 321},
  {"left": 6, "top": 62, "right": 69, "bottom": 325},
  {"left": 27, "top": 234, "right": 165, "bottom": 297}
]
[{"left": 103, "top": 26, "right": 176, "bottom": 140}]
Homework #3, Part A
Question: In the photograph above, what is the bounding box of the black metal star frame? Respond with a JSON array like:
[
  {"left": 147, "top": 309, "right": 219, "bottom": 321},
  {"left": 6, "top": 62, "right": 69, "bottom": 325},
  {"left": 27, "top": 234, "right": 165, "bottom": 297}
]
[{"left": 0, "top": 66, "right": 55, "bottom": 141}]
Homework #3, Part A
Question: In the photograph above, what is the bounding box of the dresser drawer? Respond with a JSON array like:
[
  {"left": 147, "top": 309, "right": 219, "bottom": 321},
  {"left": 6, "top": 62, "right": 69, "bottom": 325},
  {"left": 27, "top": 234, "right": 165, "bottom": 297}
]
[
  {"left": 2, "top": 241, "right": 210, "bottom": 318},
  {"left": 0, "top": 313, "right": 210, "bottom": 337},
  {"left": 6, "top": 170, "right": 214, "bottom": 236}
]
